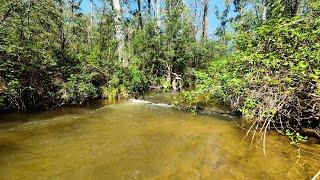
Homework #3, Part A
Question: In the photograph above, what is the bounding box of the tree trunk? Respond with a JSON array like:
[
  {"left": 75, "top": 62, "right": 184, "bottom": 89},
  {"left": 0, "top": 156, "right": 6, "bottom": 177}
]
[
  {"left": 297, "top": 0, "right": 305, "bottom": 15},
  {"left": 156, "top": 0, "right": 161, "bottom": 28},
  {"left": 147, "top": 0, "right": 152, "bottom": 15},
  {"left": 89, "top": 0, "right": 93, "bottom": 46},
  {"left": 90, "top": 0, "right": 93, "bottom": 33},
  {"left": 262, "top": 3, "right": 268, "bottom": 21},
  {"left": 191, "top": 0, "right": 199, "bottom": 38},
  {"left": 112, "top": 0, "right": 127, "bottom": 67},
  {"left": 137, "top": 0, "right": 143, "bottom": 29},
  {"left": 201, "top": 0, "right": 209, "bottom": 40}
]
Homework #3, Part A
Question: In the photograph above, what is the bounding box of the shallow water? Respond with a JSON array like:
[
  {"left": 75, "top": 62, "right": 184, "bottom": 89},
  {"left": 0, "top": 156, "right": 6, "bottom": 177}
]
[{"left": 0, "top": 99, "right": 319, "bottom": 179}]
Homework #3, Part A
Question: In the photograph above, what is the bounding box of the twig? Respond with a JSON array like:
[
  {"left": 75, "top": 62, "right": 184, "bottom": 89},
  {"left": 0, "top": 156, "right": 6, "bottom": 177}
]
[{"left": 312, "top": 171, "right": 320, "bottom": 180}]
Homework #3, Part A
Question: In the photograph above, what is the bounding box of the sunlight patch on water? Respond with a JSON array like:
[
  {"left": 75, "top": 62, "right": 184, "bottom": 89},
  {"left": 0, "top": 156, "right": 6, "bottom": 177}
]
[{"left": 129, "top": 99, "right": 173, "bottom": 109}]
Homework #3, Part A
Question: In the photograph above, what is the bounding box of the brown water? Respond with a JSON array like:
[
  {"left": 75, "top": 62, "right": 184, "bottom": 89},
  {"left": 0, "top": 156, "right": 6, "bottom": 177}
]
[{"left": 0, "top": 98, "right": 319, "bottom": 179}]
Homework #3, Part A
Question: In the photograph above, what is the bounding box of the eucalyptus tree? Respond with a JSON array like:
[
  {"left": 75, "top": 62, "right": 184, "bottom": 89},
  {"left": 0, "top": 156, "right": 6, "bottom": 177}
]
[
  {"left": 112, "top": 0, "right": 127, "bottom": 67},
  {"left": 155, "top": 0, "right": 161, "bottom": 28},
  {"left": 201, "top": 0, "right": 209, "bottom": 40},
  {"left": 136, "top": 0, "right": 144, "bottom": 29}
]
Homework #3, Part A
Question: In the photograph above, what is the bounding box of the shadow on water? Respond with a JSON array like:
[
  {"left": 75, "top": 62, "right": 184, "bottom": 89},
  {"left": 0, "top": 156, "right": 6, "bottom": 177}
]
[
  {"left": 0, "top": 99, "right": 124, "bottom": 127},
  {"left": 0, "top": 140, "right": 22, "bottom": 161}
]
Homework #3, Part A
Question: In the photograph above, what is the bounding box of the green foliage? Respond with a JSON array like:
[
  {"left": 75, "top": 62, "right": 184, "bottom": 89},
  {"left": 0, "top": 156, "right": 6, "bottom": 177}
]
[
  {"left": 285, "top": 129, "right": 308, "bottom": 160},
  {"left": 0, "top": 0, "right": 103, "bottom": 111},
  {"left": 60, "top": 74, "right": 98, "bottom": 105},
  {"left": 286, "top": 130, "right": 308, "bottom": 145},
  {"left": 127, "top": 2, "right": 217, "bottom": 91},
  {"left": 188, "top": 1, "right": 320, "bottom": 137}
]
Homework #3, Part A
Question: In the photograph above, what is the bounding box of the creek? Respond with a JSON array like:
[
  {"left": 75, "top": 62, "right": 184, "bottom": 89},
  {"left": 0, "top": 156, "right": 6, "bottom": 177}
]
[{"left": 0, "top": 94, "right": 319, "bottom": 179}]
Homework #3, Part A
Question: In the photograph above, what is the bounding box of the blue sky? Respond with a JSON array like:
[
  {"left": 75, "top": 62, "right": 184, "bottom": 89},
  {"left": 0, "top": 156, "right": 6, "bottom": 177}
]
[{"left": 80, "top": 0, "right": 227, "bottom": 37}]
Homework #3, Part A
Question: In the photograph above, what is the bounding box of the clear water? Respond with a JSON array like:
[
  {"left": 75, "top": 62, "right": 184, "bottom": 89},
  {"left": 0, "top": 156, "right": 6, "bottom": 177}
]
[{"left": 0, "top": 99, "right": 319, "bottom": 179}]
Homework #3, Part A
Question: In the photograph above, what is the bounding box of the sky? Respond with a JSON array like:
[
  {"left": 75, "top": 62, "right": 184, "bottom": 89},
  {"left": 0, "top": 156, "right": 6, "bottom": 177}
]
[{"left": 80, "top": 0, "right": 227, "bottom": 37}]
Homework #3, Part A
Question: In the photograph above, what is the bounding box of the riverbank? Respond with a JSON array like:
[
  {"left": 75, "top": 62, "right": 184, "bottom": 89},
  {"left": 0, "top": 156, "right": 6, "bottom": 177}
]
[{"left": 141, "top": 92, "right": 235, "bottom": 117}]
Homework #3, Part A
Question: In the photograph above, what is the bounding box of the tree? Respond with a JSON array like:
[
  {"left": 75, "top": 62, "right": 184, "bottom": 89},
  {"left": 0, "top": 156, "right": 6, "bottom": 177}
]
[
  {"left": 156, "top": 0, "right": 161, "bottom": 28},
  {"left": 112, "top": 0, "right": 127, "bottom": 67},
  {"left": 137, "top": 0, "right": 144, "bottom": 29},
  {"left": 201, "top": 0, "right": 209, "bottom": 40},
  {"left": 147, "top": 0, "right": 152, "bottom": 15},
  {"left": 89, "top": 0, "right": 94, "bottom": 45}
]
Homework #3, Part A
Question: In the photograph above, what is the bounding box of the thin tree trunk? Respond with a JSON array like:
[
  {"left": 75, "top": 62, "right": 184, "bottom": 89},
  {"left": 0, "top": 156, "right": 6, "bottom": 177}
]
[
  {"left": 89, "top": 0, "right": 93, "bottom": 46},
  {"left": 262, "top": 3, "right": 267, "bottom": 21},
  {"left": 297, "top": 0, "right": 304, "bottom": 15},
  {"left": 201, "top": 0, "right": 209, "bottom": 40},
  {"left": 192, "top": 0, "right": 199, "bottom": 38},
  {"left": 112, "top": 0, "right": 127, "bottom": 67},
  {"left": 147, "top": 0, "right": 152, "bottom": 15},
  {"left": 166, "top": 63, "right": 172, "bottom": 90},
  {"left": 137, "top": 0, "right": 143, "bottom": 29},
  {"left": 90, "top": 0, "right": 93, "bottom": 32},
  {"left": 58, "top": 1, "right": 65, "bottom": 51},
  {"left": 156, "top": 0, "right": 161, "bottom": 28}
]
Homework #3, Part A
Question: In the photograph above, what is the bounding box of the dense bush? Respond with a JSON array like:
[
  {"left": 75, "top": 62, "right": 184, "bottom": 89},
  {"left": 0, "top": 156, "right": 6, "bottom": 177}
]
[
  {"left": 189, "top": 2, "right": 320, "bottom": 139},
  {"left": 0, "top": 0, "right": 214, "bottom": 111}
]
